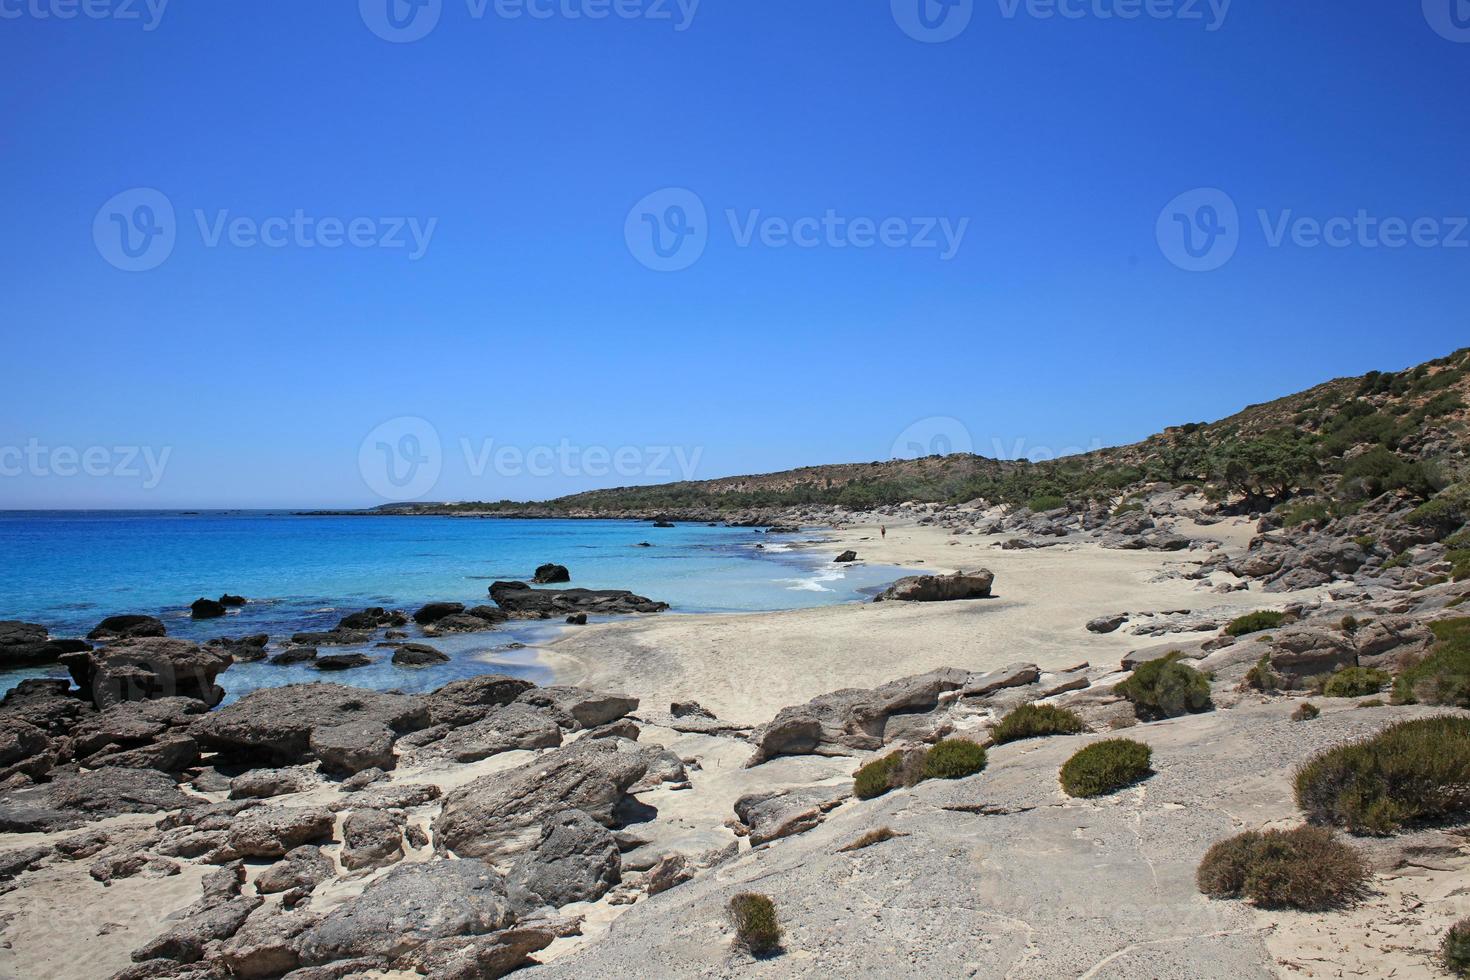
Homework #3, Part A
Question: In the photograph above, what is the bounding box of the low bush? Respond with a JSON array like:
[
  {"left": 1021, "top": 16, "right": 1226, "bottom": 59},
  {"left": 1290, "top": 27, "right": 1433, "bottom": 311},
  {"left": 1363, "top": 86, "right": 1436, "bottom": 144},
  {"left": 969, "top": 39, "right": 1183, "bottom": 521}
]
[
  {"left": 1294, "top": 716, "right": 1470, "bottom": 834},
  {"left": 990, "top": 703, "right": 1087, "bottom": 745},
  {"left": 853, "top": 752, "right": 904, "bottom": 800},
  {"left": 1027, "top": 494, "right": 1067, "bottom": 513},
  {"left": 1280, "top": 500, "right": 1330, "bottom": 528},
  {"left": 1322, "top": 666, "right": 1391, "bottom": 698},
  {"left": 1243, "top": 655, "right": 1282, "bottom": 692},
  {"left": 921, "top": 739, "right": 988, "bottom": 780},
  {"left": 1358, "top": 698, "right": 1385, "bottom": 708},
  {"left": 1442, "top": 918, "right": 1470, "bottom": 978},
  {"left": 1059, "top": 738, "right": 1152, "bottom": 797},
  {"left": 1292, "top": 702, "right": 1320, "bottom": 721},
  {"left": 1226, "top": 610, "right": 1287, "bottom": 637},
  {"left": 1196, "top": 826, "right": 1368, "bottom": 910},
  {"left": 1393, "top": 618, "right": 1470, "bottom": 707},
  {"left": 1116, "top": 652, "right": 1212, "bottom": 719},
  {"left": 728, "top": 892, "right": 782, "bottom": 956}
]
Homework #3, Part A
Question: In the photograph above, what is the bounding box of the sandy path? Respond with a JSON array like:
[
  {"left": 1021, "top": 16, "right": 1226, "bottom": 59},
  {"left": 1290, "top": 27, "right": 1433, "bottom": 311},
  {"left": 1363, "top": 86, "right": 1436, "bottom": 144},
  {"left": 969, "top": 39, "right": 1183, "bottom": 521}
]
[{"left": 540, "top": 519, "right": 1301, "bottom": 725}]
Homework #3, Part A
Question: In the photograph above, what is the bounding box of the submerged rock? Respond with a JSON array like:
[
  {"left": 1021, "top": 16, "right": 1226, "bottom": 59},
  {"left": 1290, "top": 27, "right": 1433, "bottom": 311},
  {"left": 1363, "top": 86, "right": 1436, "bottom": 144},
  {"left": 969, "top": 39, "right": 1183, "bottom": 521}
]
[
  {"left": 533, "top": 563, "right": 571, "bottom": 584},
  {"left": 489, "top": 581, "right": 669, "bottom": 618}
]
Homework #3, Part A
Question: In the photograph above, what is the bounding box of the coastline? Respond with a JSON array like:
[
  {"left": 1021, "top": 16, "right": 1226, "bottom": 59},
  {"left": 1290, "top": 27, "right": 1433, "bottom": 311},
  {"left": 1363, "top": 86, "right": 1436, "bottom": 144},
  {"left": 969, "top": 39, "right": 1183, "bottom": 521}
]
[{"left": 537, "top": 513, "right": 1303, "bottom": 725}]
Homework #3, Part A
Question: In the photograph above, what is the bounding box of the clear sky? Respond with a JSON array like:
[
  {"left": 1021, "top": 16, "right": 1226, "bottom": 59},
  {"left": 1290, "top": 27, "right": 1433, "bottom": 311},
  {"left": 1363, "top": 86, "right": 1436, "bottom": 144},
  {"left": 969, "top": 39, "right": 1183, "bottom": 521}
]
[{"left": 2, "top": 0, "right": 1466, "bottom": 508}]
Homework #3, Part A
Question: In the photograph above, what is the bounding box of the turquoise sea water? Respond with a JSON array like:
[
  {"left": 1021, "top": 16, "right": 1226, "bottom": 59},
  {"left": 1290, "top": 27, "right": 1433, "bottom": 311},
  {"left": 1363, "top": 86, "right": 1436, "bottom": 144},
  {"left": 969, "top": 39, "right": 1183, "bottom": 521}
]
[{"left": 0, "top": 512, "right": 902, "bottom": 702}]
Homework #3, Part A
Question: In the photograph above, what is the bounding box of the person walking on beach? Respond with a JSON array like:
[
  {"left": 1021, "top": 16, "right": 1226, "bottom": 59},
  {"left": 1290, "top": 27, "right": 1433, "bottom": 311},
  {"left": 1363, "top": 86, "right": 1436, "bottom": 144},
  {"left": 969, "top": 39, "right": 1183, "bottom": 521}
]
[{"left": 880, "top": 525, "right": 887, "bottom": 540}]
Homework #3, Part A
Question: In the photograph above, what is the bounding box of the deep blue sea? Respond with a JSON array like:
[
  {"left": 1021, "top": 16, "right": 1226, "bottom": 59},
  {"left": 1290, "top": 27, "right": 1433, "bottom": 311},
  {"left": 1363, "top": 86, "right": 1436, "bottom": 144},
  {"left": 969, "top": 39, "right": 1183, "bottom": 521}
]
[{"left": 0, "top": 512, "right": 902, "bottom": 702}]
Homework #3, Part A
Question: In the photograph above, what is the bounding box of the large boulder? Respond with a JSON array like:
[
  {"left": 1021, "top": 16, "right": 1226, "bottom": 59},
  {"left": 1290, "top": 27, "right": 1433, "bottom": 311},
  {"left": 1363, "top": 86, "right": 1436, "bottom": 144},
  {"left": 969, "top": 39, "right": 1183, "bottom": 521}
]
[
  {"left": 0, "top": 621, "right": 88, "bottom": 668},
  {"left": 734, "top": 785, "right": 849, "bottom": 846},
  {"left": 434, "top": 738, "right": 658, "bottom": 863},
  {"left": 337, "top": 607, "right": 407, "bottom": 631},
  {"left": 745, "top": 666, "right": 1002, "bottom": 766},
  {"left": 426, "top": 609, "right": 508, "bottom": 635},
  {"left": 873, "top": 570, "right": 994, "bottom": 602},
  {"left": 0, "top": 679, "right": 89, "bottom": 736},
  {"left": 392, "top": 643, "right": 450, "bottom": 667},
  {"left": 131, "top": 896, "right": 262, "bottom": 964},
  {"left": 489, "top": 581, "right": 669, "bottom": 618},
  {"left": 309, "top": 720, "right": 397, "bottom": 775},
  {"left": 71, "top": 697, "right": 207, "bottom": 758},
  {"left": 340, "top": 807, "right": 405, "bottom": 872},
  {"left": 506, "top": 809, "right": 620, "bottom": 913},
  {"left": 533, "top": 563, "right": 571, "bottom": 584},
  {"left": 87, "top": 614, "right": 167, "bottom": 641},
  {"left": 424, "top": 675, "right": 537, "bottom": 728},
  {"left": 0, "top": 767, "right": 192, "bottom": 832},
  {"left": 216, "top": 806, "right": 335, "bottom": 860},
  {"left": 1354, "top": 616, "right": 1436, "bottom": 669},
  {"left": 514, "top": 686, "right": 639, "bottom": 730},
  {"left": 1268, "top": 624, "right": 1357, "bottom": 682},
  {"left": 255, "top": 845, "right": 335, "bottom": 895},
  {"left": 413, "top": 602, "right": 465, "bottom": 626},
  {"left": 60, "top": 637, "right": 232, "bottom": 708},
  {"left": 190, "top": 598, "right": 227, "bottom": 620},
  {"left": 191, "top": 684, "right": 429, "bottom": 765},
  {"left": 420, "top": 704, "right": 562, "bottom": 763},
  {"left": 296, "top": 860, "right": 515, "bottom": 966}
]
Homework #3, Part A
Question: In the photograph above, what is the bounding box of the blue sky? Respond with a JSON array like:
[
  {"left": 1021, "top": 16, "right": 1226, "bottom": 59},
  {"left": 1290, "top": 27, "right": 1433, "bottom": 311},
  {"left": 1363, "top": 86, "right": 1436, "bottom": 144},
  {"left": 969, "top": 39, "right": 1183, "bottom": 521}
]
[{"left": 1, "top": 0, "right": 1466, "bottom": 508}]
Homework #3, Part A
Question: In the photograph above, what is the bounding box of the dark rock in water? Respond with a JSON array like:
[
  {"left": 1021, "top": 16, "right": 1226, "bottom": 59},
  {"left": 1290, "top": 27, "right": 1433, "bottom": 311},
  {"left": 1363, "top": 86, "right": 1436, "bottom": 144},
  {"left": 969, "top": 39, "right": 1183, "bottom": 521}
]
[
  {"left": 423, "top": 675, "right": 537, "bottom": 728},
  {"left": 489, "top": 581, "right": 669, "bottom": 619},
  {"left": 269, "top": 647, "right": 317, "bottom": 666},
  {"left": 218, "top": 594, "right": 247, "bottom": 607},
  {"left": 313, "top": 653, "right": 372, "bottom": 672},
  {"left": 191, "top": 683, "right": 429, "bottom": 765},
  {"left": 426, "top": 610, "right": 506, "bottom": 635},
  {"left": 634, "top": 541, "right": 653, "bottom": 548},
  {"left": 392, "top": 643, "right": 449, "bottom": 667},
  {"left": 874, "top": 570, "right": 995, "bottom": 603},
  {"left": 833, "top": 550, "right": 858, "bottom": 563},
  {"left": 533, "top": 563, "right": 571, "bottom": 584},
  {"left": 337, "top": 607, "right": 407, "bottom": 631},
  {"left": 413, "top": 602, "right": 465, "bottom": 626},
  {"left": 190, "top": 598, "right": 228, "bottom": 620},
  {"left": 565, "top": 613, "right": 587, "bottom": 626},
  {"left": 652, "top": 520, "right": 675, "bottom": 528},
  {"left": 295, "top": 860, "right": 515, "bottom": 966},
  {"left": 515, "top": 686, "right": 638, "bottom": 730},
  {"left": 0, "top": 621, "right": 89, "bottom": 668},
  {"left": 766, "top": 524, "right": 800, "bottom": 534},
  {"left": 506, "top": 809, "right": 620, "bottom": 913},
  {"left": 434, "top": 738, "right": 660, "bottom": 863},
  {"left": 290, "top": 630, "right": 373, "bottom": 647},
  {"left": 88, "top": 615, "right": 166, "bottom": 641},
  {"left": 310, "top": 720, "right": 396, "bottom": 775},
  {"left": 206, "top": 634, "right": 269, "bottom": 662},
  {"left": 61, "top": 638, "right": 232, "bottom": 709}
]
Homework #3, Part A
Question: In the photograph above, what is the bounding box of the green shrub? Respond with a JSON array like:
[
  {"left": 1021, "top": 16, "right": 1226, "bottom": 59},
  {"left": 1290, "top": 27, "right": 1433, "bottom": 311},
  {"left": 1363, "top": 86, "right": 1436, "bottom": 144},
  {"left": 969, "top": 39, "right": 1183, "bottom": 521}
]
[
  {"left": 921, "top": 739, "right": 988, "bottom": 780},
  {"left": 1116, "top": 652, "right": 1212, "bottom": 719},
  {"left": 1226, "top": 610, "right": 1287, "bottom": 636},
  {"left": 1027, "top": 494, "right": 1067, "bottom": 513},
  {"left": 1196, "top": 826, "right": 1368, "bottom": 910},
  {"left": 1243, "top": 655, "right": 1282, "bottom": 692},
  {"left": 1059, "top": 739, "right": 1152, "bottom": 797},
  {"left": 1279, "top": 500, "right": 1330, "bottom": 528},
  {"left": 853, "top": 752, "right": 904, "bottom": 800},
  {"left": 1352, "top": 535, "right": 1376, "bottom": 551},
  {"left": 1322, "top": 666, "right": 1391, "bottom": 698},
  {"left": 1441, "top": 918, "right": 1470, "bottom": 978},
  {"left": 728, "top": 892, "right": 781, "bottom": 956},
  {"left": 1292, "top": 702, "right": 1320, "bottom": 721},
  {"left": 991, "top": 704, "right": 1087, "bottom": 745},
  {"left": 1357, "top": 698, "right": 1385, "bottom": 708},
  {"left": 1294, "top": 716, "right": 1470, "bottom": 834},
  {"left": 1394, "top": 618, "right": 1470, "bottom": 706},
  {"left": 1113, "top": 499, "right": 1144, "bottom": 516},
  {"left": 1407, "top": 497, "right": 1468, "bottom": 536}
]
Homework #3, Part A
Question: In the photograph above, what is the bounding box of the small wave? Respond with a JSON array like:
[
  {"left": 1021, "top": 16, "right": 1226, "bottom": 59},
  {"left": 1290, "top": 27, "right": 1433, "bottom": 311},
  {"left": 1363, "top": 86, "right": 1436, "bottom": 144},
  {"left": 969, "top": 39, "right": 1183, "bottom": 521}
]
[{"left": 777, "top": 567, "right": 844, "bottom": 593}]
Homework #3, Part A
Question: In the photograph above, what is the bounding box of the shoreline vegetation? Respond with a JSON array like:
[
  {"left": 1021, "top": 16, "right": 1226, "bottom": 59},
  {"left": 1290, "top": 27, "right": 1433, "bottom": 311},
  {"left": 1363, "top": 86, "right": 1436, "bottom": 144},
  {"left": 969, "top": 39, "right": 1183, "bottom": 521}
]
[{"left": 1, "top": 349, "right": 1469, "bottom": 979}]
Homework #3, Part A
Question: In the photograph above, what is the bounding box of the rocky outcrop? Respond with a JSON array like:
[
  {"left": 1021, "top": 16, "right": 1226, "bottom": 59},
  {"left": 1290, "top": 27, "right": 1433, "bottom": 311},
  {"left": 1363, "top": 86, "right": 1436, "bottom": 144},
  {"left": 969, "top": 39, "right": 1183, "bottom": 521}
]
[
  {"left": 190, "top": 598, "right": 227, "bottom": 620},
  {"left": 61, "top": 637, "right": 232, "bottom": 709},
  {"left": 423, "top": 675, "right": 537, "bottom": 728},
  {"left": 833, "top": 550, "right": 858, "bottom": 563},
  {"left": 313, "top": 653, "right": 372, "bottom": 671},
  {"left": 434, "top": 738, "right": 658, "bottom": 863},
  {"left": 214, "top": 806, "right": 335, "bottom": 860},
  {"left": 255, "top": 845, "right": 334, "bottom": 895},
  {"left": 506, "top": 809, "right": 620, "bottom": 912},
  {"left": 87, "top": 615, "right": 166, "bottom": 641},
  {"left": 425, "top": 607, "right": 509, "bottom": 635},
  {"left": 489, "top": 581, "right": 670, "bottom": 618},
  {"left": 873, "top": 570, "right": 994, "bottom": 602},
  {"left": 340, "top": 807, "right": 405, "bottom": 872},
  {"left": 269, "top": 647, "right": 317, "bottom": 666},
  {"left": 392, "top": 643, "right": 450, "bottom": 666},
  {"left": 533, "top": 563, "right": 571, "bottom": 584},
  {"left": 412, "top": 602, "right": 465, "bottom": 625},
  {"left": 0, "top": 767, "right": 192, "bottom": 832},
  {"left": 206, "top": 634, "right": 269, "bottom": 662},
  {"left": 514, "top": 687, "right": 639, "bottom": 730},
  {"left": 296, "top": 860, "right": 516, "bottom": 966},
  {"left": 309, "top": 720, "right": 396, "bottom": 775},
  {"left": 734, "top": 785, "right": 849, "bottom": 846},
  {"left": 191, "top": 684, "right": 429, "bottom": 765},
  {"left": 1087, "top": 613, "right": 1128, "bottom": 634},
  {"left": 0, "top": 621, "right": 88, "bottom": 668},
  {"left": 416, "top": 704, "right": 562, "bottom": 763},
  {"left": 337, "top": 607, "right": 407, "bottom": 631}
]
